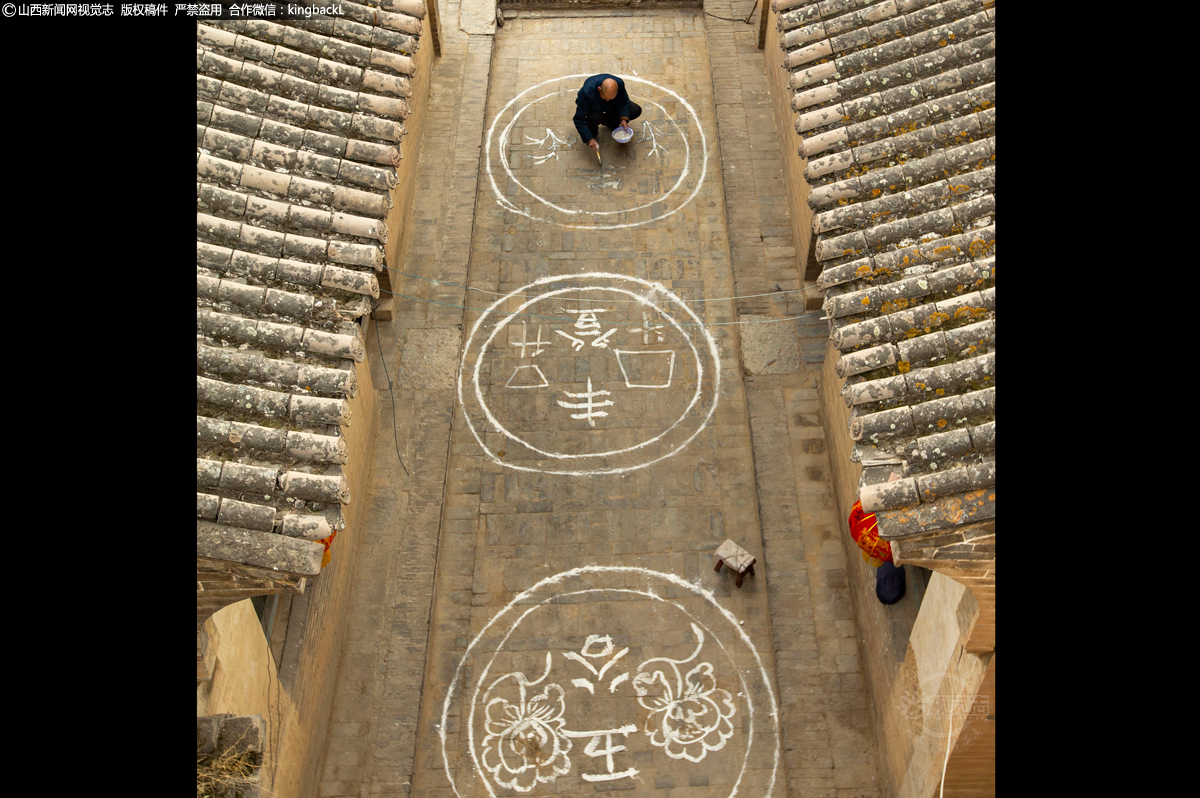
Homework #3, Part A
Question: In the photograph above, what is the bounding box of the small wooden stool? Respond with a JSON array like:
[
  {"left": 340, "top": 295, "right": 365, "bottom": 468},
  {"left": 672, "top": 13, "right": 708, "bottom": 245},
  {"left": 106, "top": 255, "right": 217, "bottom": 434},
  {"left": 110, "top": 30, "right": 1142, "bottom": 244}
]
[{"left": 714, "top": 539, "right": 757, "bottom": 588}]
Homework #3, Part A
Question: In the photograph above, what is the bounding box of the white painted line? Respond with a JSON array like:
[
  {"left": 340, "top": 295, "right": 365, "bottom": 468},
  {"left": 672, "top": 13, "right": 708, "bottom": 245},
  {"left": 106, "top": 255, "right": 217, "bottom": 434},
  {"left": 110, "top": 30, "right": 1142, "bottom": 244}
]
[
  {"left": 504, "top": 364, "right": 549, "bottom": 389},
  {"left": 457, "top": 272, "right": 721, "bottom": 475},
  {"left": 499, "top": 97, "right": 688, "bottom": 218},
  {"left": 484, "top": 75, "right": 709, "bottom": 229},
  {"left": 440, "top": 567, "right": 780, "bottom": 798},
  {"left": 613, "top": 349, "right": 676, "bottom": 389}
]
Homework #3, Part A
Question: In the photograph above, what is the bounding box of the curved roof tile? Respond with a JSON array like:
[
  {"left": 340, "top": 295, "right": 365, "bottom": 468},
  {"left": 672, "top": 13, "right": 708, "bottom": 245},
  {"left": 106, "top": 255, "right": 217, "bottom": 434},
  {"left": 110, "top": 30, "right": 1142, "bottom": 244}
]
[
  {"left": 196, "top": 3, "right": 428, "bottom": 578},
  {"left": 774, "top": 0, "right": 995, "bottom": 579}
]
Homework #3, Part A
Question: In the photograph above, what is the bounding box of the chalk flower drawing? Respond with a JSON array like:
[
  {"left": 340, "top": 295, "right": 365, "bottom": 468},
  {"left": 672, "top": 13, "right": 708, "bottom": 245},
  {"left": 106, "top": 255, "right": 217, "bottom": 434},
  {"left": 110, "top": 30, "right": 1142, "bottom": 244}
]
[
  {"left": 481, "top": 655, "right": 573, "bottom": 792},
  {"left": 633, "top": 623, "right": 736, "bottom": 762}
]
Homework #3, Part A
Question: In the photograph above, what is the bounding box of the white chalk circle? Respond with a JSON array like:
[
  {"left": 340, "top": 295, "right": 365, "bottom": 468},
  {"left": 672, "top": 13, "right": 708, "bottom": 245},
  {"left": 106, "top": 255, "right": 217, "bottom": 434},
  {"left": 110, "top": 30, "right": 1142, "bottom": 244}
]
[
  {"left": 456, "top": 273, "right": 721, "bottom": 475},
  {"left": 485, "top": 75, "right": 708, "bottom": 229},
  {"left": 438, "top": 566, "right": 782, "bottom": 798}
]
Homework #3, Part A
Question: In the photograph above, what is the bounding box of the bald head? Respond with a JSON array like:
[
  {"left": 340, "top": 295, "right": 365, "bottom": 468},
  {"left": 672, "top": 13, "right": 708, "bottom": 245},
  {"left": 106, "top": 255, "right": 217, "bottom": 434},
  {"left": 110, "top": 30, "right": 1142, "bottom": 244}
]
[{"left": 599, "top": 78, "right": 619, "bottom": 101}]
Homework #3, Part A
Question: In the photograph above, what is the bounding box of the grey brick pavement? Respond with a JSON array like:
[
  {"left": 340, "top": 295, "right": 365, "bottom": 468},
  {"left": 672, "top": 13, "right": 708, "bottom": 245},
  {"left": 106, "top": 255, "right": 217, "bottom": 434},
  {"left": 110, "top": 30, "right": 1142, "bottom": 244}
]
[{"left": 315, "top": 4, "right": 883, "bottom": 798}]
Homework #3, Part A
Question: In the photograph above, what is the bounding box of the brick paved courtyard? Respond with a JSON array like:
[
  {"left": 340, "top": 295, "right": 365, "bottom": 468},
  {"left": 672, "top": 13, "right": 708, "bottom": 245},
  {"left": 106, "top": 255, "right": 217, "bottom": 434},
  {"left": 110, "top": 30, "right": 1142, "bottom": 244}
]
[{"left": 315, "top": 4, "right": 883, "bottom": 797}]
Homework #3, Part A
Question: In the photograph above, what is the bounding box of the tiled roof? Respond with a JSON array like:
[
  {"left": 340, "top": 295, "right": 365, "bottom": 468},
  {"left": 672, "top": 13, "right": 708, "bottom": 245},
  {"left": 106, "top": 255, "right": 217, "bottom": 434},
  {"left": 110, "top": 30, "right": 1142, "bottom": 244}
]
[
  {"left": 196, "top": 0, "right": 427, "bottom": 578},
  {"left": 772, "top": 0, "right": 994, "bottom": 571}
]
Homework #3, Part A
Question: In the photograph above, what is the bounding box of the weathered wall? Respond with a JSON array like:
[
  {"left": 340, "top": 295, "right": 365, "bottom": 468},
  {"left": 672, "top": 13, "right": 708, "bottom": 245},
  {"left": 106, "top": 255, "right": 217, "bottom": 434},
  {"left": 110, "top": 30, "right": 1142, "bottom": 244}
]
[
  {"left": 762, "top": 3, "right": 816, "bottom": 287},
  {"left": 197, "top": 600, "right": 276, "bottom": 719},
  {"left": 820, "top": 341, "right": 992, "bottom": 798},
  {"left": 262, "top": 351, "right": 379, "bottom": 798},
  {"left": 196, "top": 353, "right": 378, "bottom": 794},
  {"left": 382, "top": 18, "right": 439, "bottom": 294},
  {"left": 262, "top": 19, "right": 435, "bottom": 782},
  {"left": 895, "top": 574, "right": 991, "bottom": 798}
]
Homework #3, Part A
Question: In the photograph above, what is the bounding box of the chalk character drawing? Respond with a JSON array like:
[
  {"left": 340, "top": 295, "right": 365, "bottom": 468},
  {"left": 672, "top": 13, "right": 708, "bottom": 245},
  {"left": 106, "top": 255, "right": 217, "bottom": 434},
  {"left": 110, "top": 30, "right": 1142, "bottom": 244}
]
[
  {"left": 614, "top": 349, "right": 676, "bottom": 390},
  {"left": 556, "top": 377, "right": 614, "bottom": 427},
  {"left": 560, "top": 725, "right": 640, "bottom": 782},
  {"left": 487, "top": 76, "right": 709, "bottom": 230},
  {"left": 458, "top": 274, "right": 723, "bottom": 476},
  {"left": 511, "top": 321, "right": 551, "bottom": 358},
  {"left": 563, "top": 635, "right": 630, "bottom": 693},
  {"left": 630, "top": 309, "right": 666, "bottom": 344},
  {"left": 554, "top": 308, "right": 617, "bottom": 350},
  {"left": 506, "top": 364, "right": 549, "bottom": 390},
  {"left": 442, "top": 566, "right": 783, "bottom": 798},
  {"left": 481, "top": 654, "right": 573, "bottom": 792},
  {"left": 633, "top": 623, "right": 736, "bottom": 762}
]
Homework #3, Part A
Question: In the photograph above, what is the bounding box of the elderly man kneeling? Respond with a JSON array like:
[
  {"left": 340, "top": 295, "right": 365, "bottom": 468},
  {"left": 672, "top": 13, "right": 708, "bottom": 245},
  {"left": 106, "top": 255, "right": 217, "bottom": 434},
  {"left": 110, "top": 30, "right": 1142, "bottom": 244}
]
[{"left": 573, "top": 74, "right": 643, "bottom": 153}]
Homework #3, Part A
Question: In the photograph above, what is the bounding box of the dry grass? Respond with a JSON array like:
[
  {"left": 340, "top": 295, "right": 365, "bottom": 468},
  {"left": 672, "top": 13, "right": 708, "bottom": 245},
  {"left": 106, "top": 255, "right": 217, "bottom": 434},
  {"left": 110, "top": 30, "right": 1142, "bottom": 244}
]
[{"left": 196, "top": 724, "right": 275, "bottom": 798}]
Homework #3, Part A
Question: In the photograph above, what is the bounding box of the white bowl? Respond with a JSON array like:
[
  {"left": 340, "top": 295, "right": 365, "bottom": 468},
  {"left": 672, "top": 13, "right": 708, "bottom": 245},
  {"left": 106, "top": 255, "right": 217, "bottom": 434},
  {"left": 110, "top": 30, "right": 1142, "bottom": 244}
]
[{"left": 612, "top": 126, "right": 633, "bottom": 144}]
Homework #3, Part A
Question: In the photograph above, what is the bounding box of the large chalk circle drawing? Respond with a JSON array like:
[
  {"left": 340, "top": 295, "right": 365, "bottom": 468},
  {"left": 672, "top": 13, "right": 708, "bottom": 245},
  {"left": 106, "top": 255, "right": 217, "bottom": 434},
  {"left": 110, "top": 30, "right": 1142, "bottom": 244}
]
[
  {"left": 438, "top": 567, "right": 781, "bottom": 797},
  {"left": 456, "top": 273, "right": 721, "bottom": 475},
  {"left": 485, "top": 75, "right": 708, "bottom": 229}
]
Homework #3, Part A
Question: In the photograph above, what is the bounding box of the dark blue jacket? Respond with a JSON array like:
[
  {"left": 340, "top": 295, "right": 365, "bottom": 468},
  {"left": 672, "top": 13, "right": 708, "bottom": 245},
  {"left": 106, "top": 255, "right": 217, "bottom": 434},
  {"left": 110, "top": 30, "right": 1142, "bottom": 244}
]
[{"left": 573, "top": 74, "right": 632, "bottom": 143}]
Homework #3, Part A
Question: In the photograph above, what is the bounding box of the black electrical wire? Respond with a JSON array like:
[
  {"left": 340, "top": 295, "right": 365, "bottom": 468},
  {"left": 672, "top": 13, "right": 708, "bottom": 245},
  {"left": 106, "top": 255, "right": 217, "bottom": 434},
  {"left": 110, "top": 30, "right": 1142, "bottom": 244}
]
[{"left": 374, "top": 323, "right": 410, "bottom": 478}]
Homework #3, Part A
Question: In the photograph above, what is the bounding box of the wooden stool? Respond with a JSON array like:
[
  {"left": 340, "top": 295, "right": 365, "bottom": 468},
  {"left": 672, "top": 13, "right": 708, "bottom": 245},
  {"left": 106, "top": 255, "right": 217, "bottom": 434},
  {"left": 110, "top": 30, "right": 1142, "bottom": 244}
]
[{"left": 714, "top": 539, "right": 757, "bottom": 588}]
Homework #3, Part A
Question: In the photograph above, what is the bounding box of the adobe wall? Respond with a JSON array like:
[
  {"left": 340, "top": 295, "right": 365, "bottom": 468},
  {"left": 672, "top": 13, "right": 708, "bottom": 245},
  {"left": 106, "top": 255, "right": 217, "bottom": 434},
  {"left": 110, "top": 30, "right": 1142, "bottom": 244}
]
[
  {"left": 382, "top": 18, "right": 440, "bottom": 289},
  {"left": 762, "top": 4, "right": 816, "bottom": 283},
  {"left": 197, "top": 600, "right": 276, "bottom": 719}
]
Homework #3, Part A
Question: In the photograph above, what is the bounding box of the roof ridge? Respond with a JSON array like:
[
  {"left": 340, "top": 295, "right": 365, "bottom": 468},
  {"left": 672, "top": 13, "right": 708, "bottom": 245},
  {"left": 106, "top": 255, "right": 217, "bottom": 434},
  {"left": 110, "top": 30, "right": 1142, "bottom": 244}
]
[
  {"left": 782, "top": 2, "right": 990, "bottom": 67},
  {"left": 813, "top": 165, "right": 994, "bottom": 235},
  {"left": 201, "top": 17, "right": 418, "bottom": 79},
  {"left": 198, "top": 374, "right": 352, "bottom": 427},
  {"left": 196, "top": 270, "right": 377, "bottom": 326},
  {"left": 197, "top": 74, "right": 408, "bottom": 143},
  {"left": 823, "top": 250, "right": 994, "bottom": 316}
]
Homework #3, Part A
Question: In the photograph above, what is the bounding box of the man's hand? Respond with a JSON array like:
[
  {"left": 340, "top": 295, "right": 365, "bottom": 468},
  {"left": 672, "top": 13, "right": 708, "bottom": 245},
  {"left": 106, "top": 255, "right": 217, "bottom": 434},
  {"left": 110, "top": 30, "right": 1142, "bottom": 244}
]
[
  {"left": 619, "top": 118, "right": 630, "bottom": 129},
  {"left": 588, "top": 139, "right": 600, "bottom": 151}
]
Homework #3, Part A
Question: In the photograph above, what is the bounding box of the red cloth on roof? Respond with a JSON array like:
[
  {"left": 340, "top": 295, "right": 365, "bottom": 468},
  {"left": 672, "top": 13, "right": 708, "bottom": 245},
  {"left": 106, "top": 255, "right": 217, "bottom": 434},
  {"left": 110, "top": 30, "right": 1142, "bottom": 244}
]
[{"left": 849, "top": 499, "right": 892, "bottom": 567}]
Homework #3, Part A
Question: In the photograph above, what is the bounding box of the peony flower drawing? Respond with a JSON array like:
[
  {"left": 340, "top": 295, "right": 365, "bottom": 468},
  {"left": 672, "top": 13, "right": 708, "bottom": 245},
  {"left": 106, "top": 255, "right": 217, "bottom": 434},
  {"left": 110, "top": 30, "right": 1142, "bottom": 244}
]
[
  {"left": 480, "top": 655, "right": 572, "bottom": 792},
  {"left": 633, "top": 623, "right": 736, "bottom": 762}
]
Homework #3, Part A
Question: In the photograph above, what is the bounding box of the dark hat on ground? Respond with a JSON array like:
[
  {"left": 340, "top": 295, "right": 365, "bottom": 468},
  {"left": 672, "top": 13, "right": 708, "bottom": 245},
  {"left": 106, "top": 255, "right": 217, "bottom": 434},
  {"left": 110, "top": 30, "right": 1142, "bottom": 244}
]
[{"left": 875, "top": 561, "right": 906, "bottom": 605}]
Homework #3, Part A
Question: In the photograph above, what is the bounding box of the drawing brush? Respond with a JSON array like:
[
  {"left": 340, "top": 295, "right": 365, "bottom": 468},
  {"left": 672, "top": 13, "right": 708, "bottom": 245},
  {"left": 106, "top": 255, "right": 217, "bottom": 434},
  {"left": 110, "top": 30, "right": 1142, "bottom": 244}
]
[{"left": 596, "top": 148, "right": 602, "bottom": 167}]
